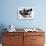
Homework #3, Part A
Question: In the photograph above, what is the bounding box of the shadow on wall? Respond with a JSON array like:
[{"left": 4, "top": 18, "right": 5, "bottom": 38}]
[{"left": 0, "top": 24, "right": 7, "bottom": 43}]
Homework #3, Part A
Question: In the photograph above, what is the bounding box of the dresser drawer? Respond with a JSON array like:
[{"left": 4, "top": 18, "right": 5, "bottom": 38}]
[
  {"left": 3, "top": 32, "right": 23, "bottom": 36},
  {"left": 32, "top": 44, "right": 44, "bottom": 46},
  {"left": 3, "top": 42, "right": 23, "bottom": 46},
  {"left": 24, "top": 32, "right": 44, "bottom": 36},
  {"left": 3, "top": 36, "right": 23, "bottom": 46},
  {"left": 24, "top": 36, "right": 32, "bottom": 46},
  {"left": 3, "top": 35, "right": 23, "bottom": 44},
  {"left": 32, "top": 36, "right": 45, "bottom": 44}
]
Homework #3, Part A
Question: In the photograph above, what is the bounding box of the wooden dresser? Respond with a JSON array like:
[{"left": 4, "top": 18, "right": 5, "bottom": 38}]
[{"left": 2, "top": 32, "right": 45, "bottom": 46}]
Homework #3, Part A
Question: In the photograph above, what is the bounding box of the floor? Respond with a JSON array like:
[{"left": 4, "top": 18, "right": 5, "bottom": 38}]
[{"left": 0, "top": 44, "right": 2, "bottom": 46}]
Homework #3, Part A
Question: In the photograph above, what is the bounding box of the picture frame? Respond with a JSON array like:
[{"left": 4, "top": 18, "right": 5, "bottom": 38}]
[{"left": 17, "top": 7, "right": 34, "bottom": 19}]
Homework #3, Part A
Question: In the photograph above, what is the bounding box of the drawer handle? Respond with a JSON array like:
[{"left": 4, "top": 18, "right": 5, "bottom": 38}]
[
  {"left": 32, "top": 39, "right": 36, "bottom": 40},
  {"left": 9, "top": 38, "right": 12, "bottom": 40},
  {"left": 9, "top": 38, "right": 13, "bottom": 40}
]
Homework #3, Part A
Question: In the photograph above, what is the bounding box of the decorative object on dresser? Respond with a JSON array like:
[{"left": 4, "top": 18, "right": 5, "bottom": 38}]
[
  {"left": 7, "top": 24, "right": 16, "bottom": 32},
  {"left": 2, "top": 32, "right": 45, "bottom": 46}
]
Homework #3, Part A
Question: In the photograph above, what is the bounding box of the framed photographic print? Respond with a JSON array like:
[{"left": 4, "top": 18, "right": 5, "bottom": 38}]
[{"left": 17, "top": 7, "right": 34, "bottom": 19}]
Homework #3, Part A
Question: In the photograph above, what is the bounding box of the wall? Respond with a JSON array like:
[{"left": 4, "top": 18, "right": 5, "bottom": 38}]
[{"left": 0, "top": 0, "right": 46, "bottom": 29}]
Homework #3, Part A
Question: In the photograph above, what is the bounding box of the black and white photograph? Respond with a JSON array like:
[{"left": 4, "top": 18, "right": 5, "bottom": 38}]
[{"left": 17, "top": 7, "right": 34, "bottom": 19}]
